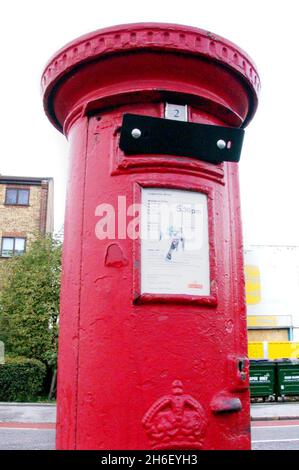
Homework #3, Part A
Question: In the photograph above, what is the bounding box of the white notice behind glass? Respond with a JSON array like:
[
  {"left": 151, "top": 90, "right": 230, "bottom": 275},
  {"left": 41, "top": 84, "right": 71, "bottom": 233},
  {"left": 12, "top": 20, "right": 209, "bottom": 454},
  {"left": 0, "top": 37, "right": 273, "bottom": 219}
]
[{"left": 141, "top": 188, "right": 210, "bottom": 296}]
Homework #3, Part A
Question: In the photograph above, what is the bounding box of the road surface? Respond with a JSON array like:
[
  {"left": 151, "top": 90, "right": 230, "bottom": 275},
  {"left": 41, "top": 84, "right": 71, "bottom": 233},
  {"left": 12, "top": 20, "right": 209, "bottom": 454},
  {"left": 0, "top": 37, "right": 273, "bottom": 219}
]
[
  {"left": 251, "top": 419, "right": 299, "bottom": 450},
  {"left": 0, "top": 420, "right": 298, "bottom": 450}
]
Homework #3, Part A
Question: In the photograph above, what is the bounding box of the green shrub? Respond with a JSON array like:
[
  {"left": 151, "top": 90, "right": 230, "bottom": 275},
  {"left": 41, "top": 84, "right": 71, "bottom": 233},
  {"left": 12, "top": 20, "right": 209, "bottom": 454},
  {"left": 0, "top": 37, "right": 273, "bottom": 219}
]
[
  {"left": 0, "top": 235, "right": 61, "bottom": 367},
  {"left": 0, "top": 356, "right": 46, "bottom": 401}
]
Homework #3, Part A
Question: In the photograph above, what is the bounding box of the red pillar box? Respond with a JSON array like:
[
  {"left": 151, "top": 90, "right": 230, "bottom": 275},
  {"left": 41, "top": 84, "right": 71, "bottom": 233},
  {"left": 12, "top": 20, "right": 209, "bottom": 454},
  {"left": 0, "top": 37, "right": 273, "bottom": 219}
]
[{"left": 42, "top": 23, "right": 259, "bottom": 450}]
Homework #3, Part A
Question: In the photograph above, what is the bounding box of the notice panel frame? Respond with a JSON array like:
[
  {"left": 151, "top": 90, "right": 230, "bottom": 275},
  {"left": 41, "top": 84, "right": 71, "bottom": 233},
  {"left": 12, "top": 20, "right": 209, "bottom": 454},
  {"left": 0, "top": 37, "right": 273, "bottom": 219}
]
[{"left": 133, "top": 178, "right": 218, "bottom": 306}]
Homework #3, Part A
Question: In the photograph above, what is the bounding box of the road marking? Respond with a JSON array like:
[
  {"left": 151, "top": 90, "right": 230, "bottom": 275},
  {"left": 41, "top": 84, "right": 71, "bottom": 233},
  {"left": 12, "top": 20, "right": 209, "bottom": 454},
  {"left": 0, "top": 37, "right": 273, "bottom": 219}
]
[
  {"left": 252, "top": 424, "right": 299, "bottom": 429},
  {"left": 0, "top": 427, "right": 53, "bottom": 431},
  {"left": 0, "top": 422, "right": 55, "bottom": 430},
  {"left": 252, "top": 420, "right": 299, "bottom": 427},
  {"left": 252, "top": 438, "right": 299, "bottom": 443}
]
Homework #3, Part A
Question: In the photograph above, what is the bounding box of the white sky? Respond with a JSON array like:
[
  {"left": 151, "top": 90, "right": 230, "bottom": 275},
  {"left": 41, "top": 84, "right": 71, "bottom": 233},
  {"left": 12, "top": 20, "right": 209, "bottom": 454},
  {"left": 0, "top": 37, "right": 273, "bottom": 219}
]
[{"left": 0, "top": 0, "right": 298, "bottom": 246}]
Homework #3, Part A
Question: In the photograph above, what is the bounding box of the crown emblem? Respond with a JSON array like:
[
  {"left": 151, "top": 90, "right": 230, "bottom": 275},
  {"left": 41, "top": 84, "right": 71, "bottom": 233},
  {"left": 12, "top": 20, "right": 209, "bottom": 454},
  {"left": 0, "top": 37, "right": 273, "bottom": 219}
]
[{"left": 142, "top": 380, "right": 207, "bottom": 449}]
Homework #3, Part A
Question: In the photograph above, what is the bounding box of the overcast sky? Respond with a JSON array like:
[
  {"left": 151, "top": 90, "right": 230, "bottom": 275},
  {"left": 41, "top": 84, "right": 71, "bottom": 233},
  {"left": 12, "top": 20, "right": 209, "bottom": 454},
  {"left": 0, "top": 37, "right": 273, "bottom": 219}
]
[{"left": 0, "top": 0, "right": 298, "bottom": 247}]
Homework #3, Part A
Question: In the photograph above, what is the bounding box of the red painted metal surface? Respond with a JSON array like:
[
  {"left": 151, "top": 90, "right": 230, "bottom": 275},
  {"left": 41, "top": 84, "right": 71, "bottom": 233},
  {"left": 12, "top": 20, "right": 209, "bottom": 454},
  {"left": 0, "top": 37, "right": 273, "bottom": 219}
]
[{"left": 42, "top": 23, "right": 259, "bottom": 450}]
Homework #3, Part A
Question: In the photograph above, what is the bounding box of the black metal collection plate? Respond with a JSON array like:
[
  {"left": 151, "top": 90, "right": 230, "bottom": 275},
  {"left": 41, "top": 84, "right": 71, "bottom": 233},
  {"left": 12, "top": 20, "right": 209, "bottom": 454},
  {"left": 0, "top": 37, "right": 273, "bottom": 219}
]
[{"left": 119, "top": 114, "right": 244, "bottom": 164}]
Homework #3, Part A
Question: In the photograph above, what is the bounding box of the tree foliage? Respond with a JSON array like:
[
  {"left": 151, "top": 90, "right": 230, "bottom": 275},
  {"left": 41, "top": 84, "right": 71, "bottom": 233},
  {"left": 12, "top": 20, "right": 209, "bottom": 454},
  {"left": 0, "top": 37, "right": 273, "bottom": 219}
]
[{"left": 0, "top": 236, "right": 61, "bottom": 367}]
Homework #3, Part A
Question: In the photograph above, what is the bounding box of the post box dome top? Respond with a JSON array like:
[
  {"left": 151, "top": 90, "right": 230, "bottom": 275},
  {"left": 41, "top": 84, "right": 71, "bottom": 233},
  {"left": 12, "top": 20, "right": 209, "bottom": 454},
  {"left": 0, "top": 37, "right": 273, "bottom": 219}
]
[{"left": 41, "top": 23, "right": 260, "bottom": 133}]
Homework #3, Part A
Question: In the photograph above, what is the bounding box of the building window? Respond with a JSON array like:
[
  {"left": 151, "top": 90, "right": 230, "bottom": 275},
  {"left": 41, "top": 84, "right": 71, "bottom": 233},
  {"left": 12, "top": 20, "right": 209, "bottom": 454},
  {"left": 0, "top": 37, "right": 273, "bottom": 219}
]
[
  {"left": 1, "top": 237, "right": 26, "bottom": 257},
  {"left": 5, "top": 188, "right": 29, "bottom": 205}
]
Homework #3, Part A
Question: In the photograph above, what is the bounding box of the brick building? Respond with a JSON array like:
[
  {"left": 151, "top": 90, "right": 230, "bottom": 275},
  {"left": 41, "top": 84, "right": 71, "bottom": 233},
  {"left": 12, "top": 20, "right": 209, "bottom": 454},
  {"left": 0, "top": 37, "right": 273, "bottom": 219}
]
[{"left": 0, "top": 175, "right": 54, "bottom": 279}]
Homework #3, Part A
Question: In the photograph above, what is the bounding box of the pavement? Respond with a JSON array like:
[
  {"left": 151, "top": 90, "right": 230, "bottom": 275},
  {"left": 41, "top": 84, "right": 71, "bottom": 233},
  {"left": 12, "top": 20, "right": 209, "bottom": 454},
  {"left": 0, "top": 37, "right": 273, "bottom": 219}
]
[
  {"left": 0, "top": 401, "right": 299, "bottom": 450},
  {"left": 1, "top": 401, "right": 298, "bottom": 424},
  {"left": 0, "top": 402, "right": 56, "bottom": 423},
  {"left": 251, "top": 402, "right": 299, "bottom": 421}
]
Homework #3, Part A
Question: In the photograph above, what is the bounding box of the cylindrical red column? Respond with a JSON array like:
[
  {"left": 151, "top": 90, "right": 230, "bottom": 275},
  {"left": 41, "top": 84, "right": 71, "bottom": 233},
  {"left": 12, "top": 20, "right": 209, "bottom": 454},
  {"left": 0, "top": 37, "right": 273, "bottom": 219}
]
[{"left": 42, "top": 23, "right": 259, "bottom": 450}]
